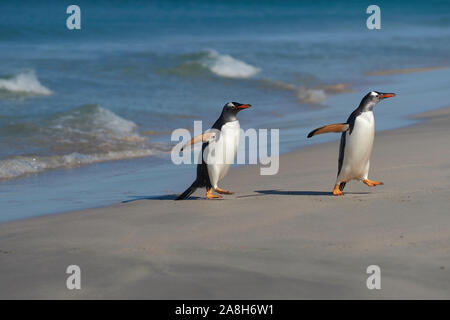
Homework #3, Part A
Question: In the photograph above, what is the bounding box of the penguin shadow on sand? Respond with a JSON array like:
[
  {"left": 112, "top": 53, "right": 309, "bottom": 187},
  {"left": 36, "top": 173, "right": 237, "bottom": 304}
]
[
  {"left": 122, "top": 194, "right": 201, "bottom": 203},
  {"left": 250, "top": 190, "right": 369, "bottom": 197}
]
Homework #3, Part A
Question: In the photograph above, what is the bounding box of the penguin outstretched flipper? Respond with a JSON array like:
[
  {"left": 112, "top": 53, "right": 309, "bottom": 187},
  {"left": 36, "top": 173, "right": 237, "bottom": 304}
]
[
  {"left": 180, "top": 132, "right": 215, "bottom": 152},
  {"left": 175, "top": 102, "right": 251, "bottom": 200},
  {"left": 308, "top": 91, "right": 395, "bottom": 196},
  {"left": 175, "top": 180, "right": 199, "bottom": 200},
  {"left": 307, "top": 123, "right": 349, "bottom": 138}
]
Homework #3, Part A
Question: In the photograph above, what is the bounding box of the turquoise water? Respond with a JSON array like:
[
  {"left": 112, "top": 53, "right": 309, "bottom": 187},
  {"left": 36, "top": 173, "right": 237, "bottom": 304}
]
[{"left": 0, "top": 1, "right": 449, "bottom": 221}]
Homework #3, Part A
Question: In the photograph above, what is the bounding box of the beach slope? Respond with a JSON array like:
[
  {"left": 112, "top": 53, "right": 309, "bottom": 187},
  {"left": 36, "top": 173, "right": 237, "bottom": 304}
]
[{"left": 1, "top": 107, "right": 450, "bottom": 299}]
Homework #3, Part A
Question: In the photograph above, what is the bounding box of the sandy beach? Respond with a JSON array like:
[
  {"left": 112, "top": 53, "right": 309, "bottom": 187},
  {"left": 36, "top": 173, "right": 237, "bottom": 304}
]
[{"left": 1, "top": 106, "right": 450, "bottom": 299}]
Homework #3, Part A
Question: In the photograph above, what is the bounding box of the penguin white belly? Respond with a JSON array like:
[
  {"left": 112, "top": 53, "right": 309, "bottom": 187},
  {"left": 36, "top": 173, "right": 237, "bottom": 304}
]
[
  {"left": 207, "top": 121, "right": 240, "bottom": 189},
  {"left": 338, "top": 112, "right": 374, "bottom": 182}
]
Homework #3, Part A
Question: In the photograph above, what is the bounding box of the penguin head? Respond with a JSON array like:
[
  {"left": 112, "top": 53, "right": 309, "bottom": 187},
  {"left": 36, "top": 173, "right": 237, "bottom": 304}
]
[
  {"left": 360, "top": 91, "right": 396, "bottom": 111},
  {"left": 223, "top": 102, "right": 251, "bottom": 113},
  {"left": 221, "top": 102, "right": 251, "bottom": 121}
]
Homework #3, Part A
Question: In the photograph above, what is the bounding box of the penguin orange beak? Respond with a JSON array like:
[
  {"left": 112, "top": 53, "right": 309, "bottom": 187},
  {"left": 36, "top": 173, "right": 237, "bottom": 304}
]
[
  {"left": 379, "top": 93, "right": 395, "bottom": 99},
  {"left": 236, "top": 104, "right": 251, "bottom": 109}
]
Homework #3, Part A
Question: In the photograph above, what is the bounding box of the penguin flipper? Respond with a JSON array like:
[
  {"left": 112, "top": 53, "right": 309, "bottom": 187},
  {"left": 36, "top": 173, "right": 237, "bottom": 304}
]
[
  {"left": 181, "top": 132, "right": 214, "bottom": 151},
  {"left": 307, "top": 123, "right": 349, "bottom": 138},
  {"left": 175, "top": 181, "right": 199, "bottom": 200}
]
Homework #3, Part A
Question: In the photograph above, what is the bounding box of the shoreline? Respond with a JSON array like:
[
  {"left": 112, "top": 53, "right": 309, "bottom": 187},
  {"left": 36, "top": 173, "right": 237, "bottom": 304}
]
[
  {"left": 2, "top": 65, "right": 450, "bottom": 222},
  {"left": 0, "top": 102, "right": 434, "bottom": 225},
  {"left": 1, "top": 106, "right": 450, "bottom": 299}
]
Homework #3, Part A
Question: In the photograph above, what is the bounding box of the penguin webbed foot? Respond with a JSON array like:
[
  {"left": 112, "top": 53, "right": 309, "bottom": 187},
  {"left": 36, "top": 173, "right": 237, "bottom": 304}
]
[
  {"left": 215, "top": 187, "right": 233, "bottom": 195},
  {"left": 333, "top": 184, "right": 343, "bottom": 196},
  {"left": 363, "top": 179, "right": 383, "bottom": 187},
  {"left": 206, "top": 188, "right": 222, "bottom": 199},
  {"left": 206, "top": 194, "right": 222, "bottom": 199}
]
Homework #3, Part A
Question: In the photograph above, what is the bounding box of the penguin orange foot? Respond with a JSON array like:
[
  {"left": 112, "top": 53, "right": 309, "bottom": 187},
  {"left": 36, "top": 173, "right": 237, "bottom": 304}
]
[
  {"left": 307, "top": 91, "right": 395, "bottom": 199},
  {"left": 363, "top": 179, "right": 384, "bottom": 187},
  {"left": 215, "top": 187, "right": 233, "bottom": 195},
  {"left": 175, "top": 102, "right": 251, "bottom": 200},
  {"left": 206, "top": 188, "right": 222, "bottom": 199},
  {"left": 333, "top": 184, "right": 343, "bottom": 196}
]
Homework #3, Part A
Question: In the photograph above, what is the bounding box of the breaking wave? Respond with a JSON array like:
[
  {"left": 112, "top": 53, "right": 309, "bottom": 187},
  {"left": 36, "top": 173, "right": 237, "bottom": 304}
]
[
  {"left": 0, "top": 70, "right": 52, "bottom": 96},
  {"left": 0, "top": 150, "right": 154, "bottom": 180},
  {"left": 202, "top": 50, "right": 261, "bottom": 78},
  {"left": 0, "top": 104, "right": 169, "bottom": 179},
  {"left": 296, "top": 83, "right": 352, "bottom": 104},
  {"left": 260, "top": 78, "right": 351, "bottom": 104},
  {"left": 295, "top": 88, "right": 327, "bottom": 104},
  {"left": 46, "top": 104, "right": 144, "bottom": 147},
  {"left": 169, "top": 50, "right": 261, "bottom": 79}
]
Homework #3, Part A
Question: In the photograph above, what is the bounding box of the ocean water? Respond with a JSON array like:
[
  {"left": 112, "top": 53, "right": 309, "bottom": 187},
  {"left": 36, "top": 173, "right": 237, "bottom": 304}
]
[{"left": 1, "top": 0, "right": 450, "bottom": 221}]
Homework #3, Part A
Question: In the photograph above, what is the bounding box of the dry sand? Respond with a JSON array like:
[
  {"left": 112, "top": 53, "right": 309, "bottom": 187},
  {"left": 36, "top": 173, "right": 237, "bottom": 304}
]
[{"left": 1, "top": 107, "right": 450, "bottom": 299}]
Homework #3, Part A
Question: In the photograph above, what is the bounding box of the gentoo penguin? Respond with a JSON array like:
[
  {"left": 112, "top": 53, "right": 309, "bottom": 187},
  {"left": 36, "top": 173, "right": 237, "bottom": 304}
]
[
  {"left": 307, "top": 91, "right": 395, "bottom": 196},
  {"left": 176, "top": 102, "right": 251, "bottom": 200}
]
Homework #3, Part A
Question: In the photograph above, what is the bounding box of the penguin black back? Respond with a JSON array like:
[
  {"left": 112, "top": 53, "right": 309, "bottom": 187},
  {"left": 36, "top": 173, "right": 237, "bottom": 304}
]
[{"left": 176, "top": 102, "right": 251, "bottom": 200}]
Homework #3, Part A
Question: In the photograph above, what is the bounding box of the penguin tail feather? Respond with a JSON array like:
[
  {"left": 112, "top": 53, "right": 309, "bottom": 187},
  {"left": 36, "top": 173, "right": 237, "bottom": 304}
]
[
  {"left": 339, "top": 182, "right": 346, "bottom": 191},
  {"left": 175, "top": 181, "right": 199, "bottom": 200}
]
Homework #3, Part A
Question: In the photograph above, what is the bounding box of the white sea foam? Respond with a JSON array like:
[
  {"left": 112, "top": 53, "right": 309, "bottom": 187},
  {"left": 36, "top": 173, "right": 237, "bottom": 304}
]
[
  {"left": 0, "top": 104, "right": 170, "bottom": 179},
  {"left": 48, "top": 104, "right": 143, "bottom": 142},
  {"left": 0, "top": 150, "right": 153, "bottom": 180},
  {"left": 296, "top": 87, "right": 327, "bottom": 104},
  {"left": 201, "top": 50, "right": 261, "bottom": 78},
  {"left": 0, "top": 70, "right": 52, "bottom": 96}
]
